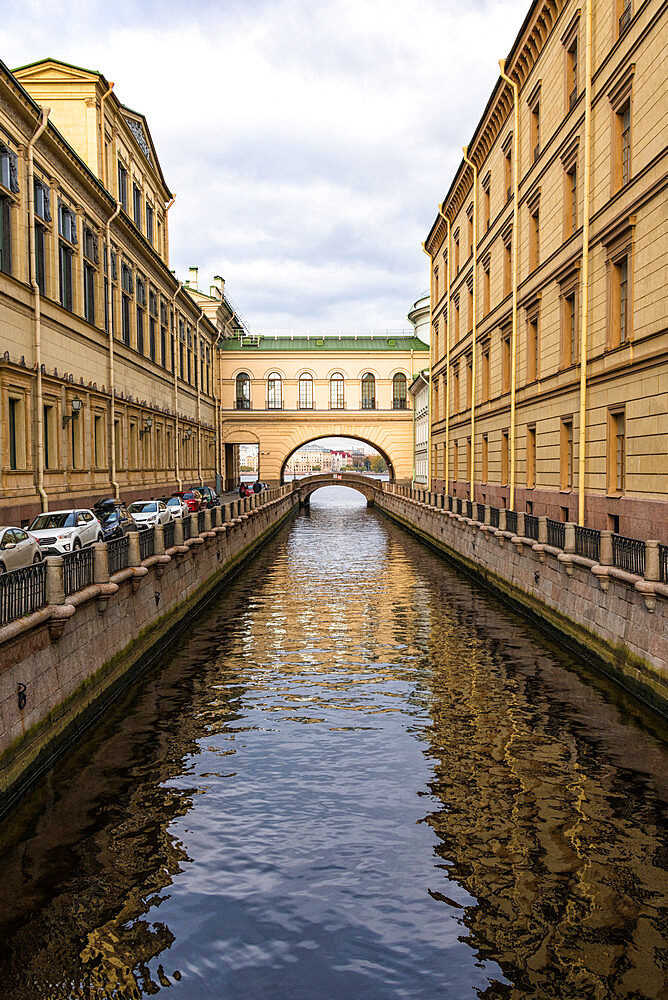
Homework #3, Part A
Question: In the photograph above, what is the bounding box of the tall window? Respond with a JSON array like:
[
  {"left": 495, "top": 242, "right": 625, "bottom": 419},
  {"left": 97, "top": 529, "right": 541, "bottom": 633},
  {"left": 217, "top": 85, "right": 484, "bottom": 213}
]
[
  {"left": 453, "top": 440, "right": 459, "bottom": 482},
  {"left": 619, "top": 257, "right": 629, "bottom": 342},
  {"left": 567, "top": 37, "right": 579, "bottom": 109},
  {"left": 267, "top": 372, "right": 282, "bottom": 408},
  {"left": 43, "top": 404, "right": 55, "bottom": 469},
  {"left": 466, "top": 355, "right": 473, "bottom": 408},
  {"left": 83, "top": 225, "right": 98, "bottom": 325},
  {"left": 179, "top": 320, "right": 185, "bottom": 378},
  {"left": 564, "top": 163, "right": 578, "bottom": 238},
  {"left": 34, "top": 178, "right": 50, "bottom": 294},
  {"left": 118, "top": 161, "right": 128, "bottom": 212},
  {"left": 0, "top": 192, "right": 11, "bottom": 275},
  {"left": 146, "top": 203, "right": 154, "bottom": 245},
  {"left": 483, "top": 258, "right": 490, "bottom": 315},
  {"left": 527, "top": 313, "right": 539, "bottom": 383},
  {"left": 501, "top": 429, "right": 509, "bottom": 485},
  {"left": 527, "top": 425, "right": 536, "bottom": 489},
  {"left": 454, "top": 297, "right": 460, "bottom": 344},
  {"left": 618, "top": 0, "right": 632, "bottom": 36},
  {"left": 621, "top": 103, "right": 631, "bottom": 186},
  {"left": 482, "top": 434, "right": 488, "bottom": 483},
  {"left": 529, "top": 205, "right": 540, "bottom": 271},
  {"left": 236, "top": 372, "right": 251, "bottom": 409},
  {"left": 330, "top": 372, "right": 345, "bottom": 409},
  {"left": 8, "top": 397, "right": 18, "bottom": 469},
  {"left": 149, "top": 289, "right": 157, "bottom": 361},
  {"left": 299, "top": 373, "right": 313, "bottom": 409},
  {"left": 453, "top": 364, "right": 460, "bottom": 413},
  {"left": 160, "top": 303, "right": 168, "bottom": 367},
  {"left": 482, "top": 343, "right": 490, "bottom": 401},
  {"left": 121, "top": 262, "right": 133, "bottom": 346},
  {"left": 133, "top": 183, "right": 142, "bottom": 229},
  {"left": 393, "top": 373, "right": 407, "bottom": 409},
  {"left": 562, "top": 291, "right": 578, "bottom": 366},
  {"left": 454, "top": 231, "right": 460, "bottom": 273},
  {"left": 504, "top": 145, "right": 512, "bottom": 200},
  {"left": 608, "top": 409, "right": 626, "bottom": 493},
  {"left": 531, "top": 100, "right": 541, "bottom": 161},
  {"left": 610, "top": 253, "right": 631, "bottom": 347},
  {"left": 58, "top": 201, "right": 77, "bottom": 312},
  {"left": 560, "top": 419, "right": 574, "bottom": 490},
  {"left": 502, "top": 331, "right": 511, "bottom": 393},
  {"left": 482, "top": 174, "right": 490, "bottom": 230},
  {"left": 503, "top": 231, "right": 512, "bottom": 297},
  {"left": 361, "top": 373, "right": 375, "bottom": 409}
]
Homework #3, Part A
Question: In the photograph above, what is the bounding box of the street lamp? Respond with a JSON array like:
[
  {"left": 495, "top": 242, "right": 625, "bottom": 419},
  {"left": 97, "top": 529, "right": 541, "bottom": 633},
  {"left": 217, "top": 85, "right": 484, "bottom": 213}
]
[
  {"left": 139, "top": 415, "right": 153, "bottom": 439},
  {"left": 62, "top": 395, "right": 83, "bottom": 428}
]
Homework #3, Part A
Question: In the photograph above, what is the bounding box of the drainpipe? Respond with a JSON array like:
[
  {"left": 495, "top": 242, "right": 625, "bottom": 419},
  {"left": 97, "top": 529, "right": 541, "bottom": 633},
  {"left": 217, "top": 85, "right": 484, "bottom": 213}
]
[
  {"left": 421, "top": 242, "right": 434, "bottom": 488},
  {"left": 462, "top": 146, "right": 478, "bottom": 504},
  {"left": 437, "top": 205, "right": 451, "bottom": 494},
  {"left": 196, "top": 311, "right": 203, "bottom": 487},
  {"left": 499, "top": 59, "right": 519, "bottom": 510},
  {"left": 172, "top": 282, "right": 182, "bottom": 492},
  {"left": 106, "top": 200, "right": 122, "bottom": 499},
  {"left": 99, "top": 80, "right": 114, "bottom": 188},
  {"left": 578, "top": 0, "right": 592, "bottom": 527},
  {"left": 164, "top": 194, "right": 176, "bottom": 265},
  {"left": 28, "top": 106, "right": 51, "bottom": 513}
]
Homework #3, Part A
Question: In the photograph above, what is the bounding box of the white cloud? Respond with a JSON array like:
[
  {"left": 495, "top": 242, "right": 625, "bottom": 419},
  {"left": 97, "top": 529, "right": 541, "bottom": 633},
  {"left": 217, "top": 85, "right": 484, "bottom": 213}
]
[{"left": 3, "top": 0, "right": 529, "bottom": 334}]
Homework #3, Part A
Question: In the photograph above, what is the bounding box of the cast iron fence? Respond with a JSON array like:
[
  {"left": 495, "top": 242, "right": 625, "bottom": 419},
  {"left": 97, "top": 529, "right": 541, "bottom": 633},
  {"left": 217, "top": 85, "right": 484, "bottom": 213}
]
[
  {"left": 659, "top": 544, "right": 668, "bottom": 584},
  {"left": 489, "top": 506, "right": 499, "bottom": 528},
  {"left": 139, "top": 527, "right": 155, "bottom": 561},
  {"left": 575, "top": 525, "right": 601, "bottom": 561},
  {"left": 506, "top": 510, "right": 518, "bottom": 534},
  {"left": 612, "top": 534, "right": 645, "bottom": 576},
  {"left": 62, "top": 547, "right": 94, "bottom": 597},
  {"left": 182, "top": 517, "right": 192, "bottom": 541},
  {"left": 107, "top": 535, "right": 129, "bottom": 575},
  {"left": 547, "top": 519, "right": 565, "bottom": 550},
  {"left": 198, "top": 510, "right": 206, "bottom": 534},
  {"left": 524, "top": 513, "right": 539, "bottom": 540},
  {"left": 0, "top": 561, "right": 47, "bottom": 626},
  {"left": 163, "top": 521, "right": 175, "bottom": 550}
]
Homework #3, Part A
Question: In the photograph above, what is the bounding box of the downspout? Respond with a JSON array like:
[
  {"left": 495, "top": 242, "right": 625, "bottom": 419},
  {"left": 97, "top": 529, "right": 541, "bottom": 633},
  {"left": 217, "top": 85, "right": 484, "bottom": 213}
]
[
  {"left": 421, "top": 242, "right": 433, "bottom": 488},
  {"left": 196, "top": 311, "right": 203, "bottom": 487},
  {"left": 437, "top": 204, "right": 451, "bottom": 495},
  {"left": 99, "top": 80, "right": 114, "bottom": 188},
  {"left": 164, "top": 194, "right": 176, "bottom": 265},
  {"left": 462, "top": 146, "right": 478, "bottom": 503},
  {"left": 578, "top": 0, "right": 592, "bottom": 526},
  {"left": 499, "top": 59, "right": 519, "bottom": 510},
  {"left": 28, "top": 106, "right": 50, "bottom": 513},
  {"left": 172, "top": 282, "right": 182, "bottom": 492},
  {"left": 106, "top": 201, "right": 122, "bottom": 499}
]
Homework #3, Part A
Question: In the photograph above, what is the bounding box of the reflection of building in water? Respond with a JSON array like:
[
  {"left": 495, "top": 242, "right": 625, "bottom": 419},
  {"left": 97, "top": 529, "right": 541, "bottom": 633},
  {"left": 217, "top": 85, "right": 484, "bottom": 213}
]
[{"left": 420, "top": 582, "right": 667, "bottom": 998}]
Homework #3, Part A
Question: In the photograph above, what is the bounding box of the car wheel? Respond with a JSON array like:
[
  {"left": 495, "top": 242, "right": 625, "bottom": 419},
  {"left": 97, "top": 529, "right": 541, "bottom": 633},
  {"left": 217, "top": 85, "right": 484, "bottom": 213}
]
[
  {"left": 33, "top": 552, "right": 42, "bottom": 564},
  {"left": 73, "top": 539, "right": 82, "bottom": 550},
  {"left": 97, "top": 534, "right": 104, "bottom": 543}
]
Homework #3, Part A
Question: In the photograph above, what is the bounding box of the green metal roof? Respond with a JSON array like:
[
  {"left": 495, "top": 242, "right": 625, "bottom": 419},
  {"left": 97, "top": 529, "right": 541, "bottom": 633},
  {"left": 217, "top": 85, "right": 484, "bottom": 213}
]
[{"left": 219, "top": 335, "right": 429, "bottom": 352}]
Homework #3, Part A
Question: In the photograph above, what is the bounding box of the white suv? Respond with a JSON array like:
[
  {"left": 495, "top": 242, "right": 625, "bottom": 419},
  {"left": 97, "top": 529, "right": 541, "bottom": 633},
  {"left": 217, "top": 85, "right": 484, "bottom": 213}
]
[{"left": 29, "top": 509, "right": 103, "bottom": 555}]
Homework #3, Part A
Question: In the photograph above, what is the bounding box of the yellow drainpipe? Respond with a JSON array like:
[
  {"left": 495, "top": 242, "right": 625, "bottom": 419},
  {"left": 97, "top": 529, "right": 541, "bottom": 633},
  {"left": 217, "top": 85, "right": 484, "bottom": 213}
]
[
  {"left": 462, "top": 146, "right": 478, "bottom": 503},
  {"left": 105, "top": 201, "right": 122, "bottom": 499},
  {"left": 164, "top": 194, "right": 176, "bottom": 265},
  {"left": 437, "top": 204, "right": 451, "bottom": 494},
  {"left": 499, "top": 59, "right": 520, "bottom": 510},
  {"left": 99, "top": 81, "right": 114, "bottom": 188},
  {"left": 27, "top": 106, "right": 50, "bottom": 512},
  {"left": 578, "top": 0, "right": 592, "bottom": 527},
  {"left": 196, "top": 311, "right": 204, "bottom": 487},
  {"left": 172, "top": 282, "right": 182, "bottom": 492},
  {"left": 421, "top": 242, "right": 434, "bottom": 488}
]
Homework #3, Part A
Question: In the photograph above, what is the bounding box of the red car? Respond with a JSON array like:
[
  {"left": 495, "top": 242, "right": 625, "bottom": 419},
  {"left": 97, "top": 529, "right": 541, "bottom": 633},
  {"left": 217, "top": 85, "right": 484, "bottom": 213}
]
[{"left": 171, "top": 490, "right": 201, "bottom": 513}]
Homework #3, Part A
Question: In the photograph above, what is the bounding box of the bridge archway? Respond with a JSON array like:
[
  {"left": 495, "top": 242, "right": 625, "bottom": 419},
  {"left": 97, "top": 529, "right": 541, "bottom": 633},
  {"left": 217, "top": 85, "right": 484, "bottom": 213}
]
[
  {"left": 279, "top": 434, "right": 395, "bottom": 484},
  {"left": 295, "top": 473, "right": 382, "bottom": 506}
]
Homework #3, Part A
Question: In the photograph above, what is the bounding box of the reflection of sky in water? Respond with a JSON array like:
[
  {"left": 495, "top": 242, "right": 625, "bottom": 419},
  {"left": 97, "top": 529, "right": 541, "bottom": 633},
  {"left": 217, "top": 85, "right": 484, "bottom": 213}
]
[{"left": 0, "top": 487, "right": 665, "bottom": 1000}]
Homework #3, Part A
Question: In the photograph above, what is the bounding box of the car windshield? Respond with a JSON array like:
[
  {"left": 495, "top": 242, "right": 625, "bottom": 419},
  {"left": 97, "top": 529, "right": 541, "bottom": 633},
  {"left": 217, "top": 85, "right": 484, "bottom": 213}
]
[
  {"left": 129, "top": 502, "right": 157, "bottom": 514},
  {"left": 30, "top": 513, "right": 75, "bottom": 530},
  {"left": 98, "top": 510, "right": 119, "bottom": 525},
  {"left": 166, "top": 498, "right": 180, "bottom": 506},
  {"left": 183, "top": 493, "right": 196, "bottom": 500}
]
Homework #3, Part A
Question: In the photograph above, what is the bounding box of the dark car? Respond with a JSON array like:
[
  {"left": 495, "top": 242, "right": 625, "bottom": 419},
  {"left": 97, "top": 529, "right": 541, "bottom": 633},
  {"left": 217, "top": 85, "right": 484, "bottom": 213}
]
[
  {"left": 93, "top": 498, "right": 138, "bottom": 540},
  {"left": 189, "top": 485, "right": 219, "bottom": 508}
]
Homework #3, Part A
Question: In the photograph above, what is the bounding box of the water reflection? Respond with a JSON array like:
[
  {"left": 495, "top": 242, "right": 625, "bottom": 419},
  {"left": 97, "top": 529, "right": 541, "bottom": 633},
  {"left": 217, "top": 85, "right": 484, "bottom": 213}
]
[{"left": 0, "top": 485, "right": 665, "bottom": 999}]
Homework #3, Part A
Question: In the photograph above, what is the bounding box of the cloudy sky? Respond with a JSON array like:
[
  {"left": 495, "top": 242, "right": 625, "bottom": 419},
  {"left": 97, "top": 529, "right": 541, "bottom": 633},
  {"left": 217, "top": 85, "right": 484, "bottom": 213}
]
[{"left": 5, "top": 0, "right": 528, "bottom": 336}]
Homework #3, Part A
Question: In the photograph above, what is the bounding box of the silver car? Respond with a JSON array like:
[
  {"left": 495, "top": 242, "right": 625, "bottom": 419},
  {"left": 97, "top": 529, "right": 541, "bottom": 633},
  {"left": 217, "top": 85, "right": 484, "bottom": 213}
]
[
  {"left": 0, "top": 526, "right": 42, "bottom": 573},
  {"left": 165, "top": 496, "right": 188, "bottom": 520},
  {"left": 127, "top": 500, "right": 172, "bottom": 527},
  {"left": 28, "top": 509, "right": 103, "bottom": 555}
]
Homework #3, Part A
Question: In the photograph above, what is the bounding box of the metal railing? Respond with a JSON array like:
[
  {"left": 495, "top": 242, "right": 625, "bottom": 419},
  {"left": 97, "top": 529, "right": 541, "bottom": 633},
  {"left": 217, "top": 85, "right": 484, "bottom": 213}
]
[
  {"left": 575, "top": 525, "right": 601, "bottom": 561},
  {"left": 0, "top": 561, "right": 47, "bottom": 626},
  {"left": 182, "top": 517, "right": 192, "bottom": 541},
  {"left": 197, "top": 510, "right": 206, "bottom": 533},
  {"left": 465, "top": 500, "right": 473, "bottom": 519},
  {"left": 62, "top": 547, "right": 94, "bottom": 597},
  {"left": 659, "top": 544, "right": 668, "bottom": 584},
  {"left": 524, "top": 513, "right": 539, "bottom": 540},
  {"left": 107, "top": 535, "right": 129, "bottom": 575},
  {"left": 139, "top": 527, "right": 155, "bottom": 561},
  {"left": 547, "top": 519, "right": 565, "bottom": 550},
  {"left": 506, "top": 509, "right": 518, "bottom": 534},
  {"left": 163, "top": 521, "right": 175, "bottom": 550},
  {"left": 489, "top": 506, "right": 499, "bottom": 528},
  {"left": 234, "top": 399, "right": 252, "bottom": 410},
  {"left": 612, "top": 534, "right": 645, "bottom": 576},
  {"left": 392, "top": 399, "right": 407, "bottom": 409}
]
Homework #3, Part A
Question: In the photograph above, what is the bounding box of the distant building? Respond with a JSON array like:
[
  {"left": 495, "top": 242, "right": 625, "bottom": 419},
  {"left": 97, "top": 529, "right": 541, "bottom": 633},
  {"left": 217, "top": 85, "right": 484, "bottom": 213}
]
[{"left": 409, "top": 373, "right": 430, "bottom": 485}]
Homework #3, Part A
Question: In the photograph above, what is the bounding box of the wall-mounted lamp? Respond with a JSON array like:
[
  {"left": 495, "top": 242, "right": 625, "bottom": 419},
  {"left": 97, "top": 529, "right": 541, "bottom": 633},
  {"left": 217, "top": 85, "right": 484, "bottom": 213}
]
[
  {"left": 183, "top": 427, "right": 192, "bottom": 442},
  {"left": 139, "top": 415, "right": 153, "bottom": 439},
  {"left": 62, "top": 395, "right": 83, "bottom": 428}
]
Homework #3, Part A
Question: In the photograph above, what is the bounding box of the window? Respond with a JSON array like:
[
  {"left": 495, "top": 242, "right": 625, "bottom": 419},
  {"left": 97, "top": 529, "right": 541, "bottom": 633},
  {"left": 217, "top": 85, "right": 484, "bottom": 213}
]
[
  {"left": 503, "top": 135, "right": 513, "bottom": 200},
  {"left": 454, "top": 230, "right": 460, "bottom": 273},
  {"left": 564, "top": 163, "right": 578, "bottom": 238},
  {"left": 43, "top": 404, "right": 55, "bottom": 469},
  {"left": 0, "top": 143, "right": 18, "bottom": 194},
  {"left": 299, "top": 373, "right": 313, "bottom": 409},
  {"left": 527, "top": 312, "right": 539, "bottom": 383},
  {"left": 502, "top": 330, "right": 511, "bottom": 393},
  {"left": 467, "top": 281, "right": 473, "bottom": 333},
  {"left": 133, "top": 183, "right": 142, "bottom": 229},
  {"left": 609, "top": 253, "right": 632, "bottom": 347},
  {"left": 206, "top": 347, "right": 211, "bottom": 395},
  {"left": 454, "top": 296, "right": 460, "bottom": 344},
  {"left": 71, "top": 406, "right": 83, "bottom": 470},
  {"left": 560, "top": 419, "right": 573, "bottom": 490},
  {"left": 453, "top": 440, "right": 459, "bottom": 482},
  {"left": 618, "top": 257, "right": 629, "bottom": 343},
  {"left": 148, "top": 290, "right": 157, "bottom": 361},
  {"left": 529, "top": 205, "right": 540, "bottom": 271},
  {"left": 136, "top": 279, "right": 146, "bottom": 354},
  {"left": 118, "top": 161, "right": 128, "bottom": 212},
  {"left": 266, "top": 372, "right": 282, "bottom": 408},
  {"left": 121, "top": 262, "right": 133, "bottom": 346},
  {"left": 620, "top": 102, "right": 631, "bottom": 187},
  {"left": 466, "top": 206, "right": 473, "bottom": 258},
  {"left": 501, "top": 430, "right": 509, "bottom": 485},
  {"left": 482, "top": 174, "right": 490, "bottom": 231},
  {"left": 393, "top": 373, "right": 407, "bottom": 409},
  {"left": 160, "top": 303, "right": 168, "bottom": 367},
  {"left": 503, "top": 228, "right": 512, "bottom": 297},
  {"left": 129, "top": 421, "right": 138, "bottom": 469},
  {"left": 531, "top": 100, "right": 541, "bottom": 162},
  {"left": 146, "top": 203, "right": 154, "bottom": 245},
  {"left": 187, "top": 327, "right": 193, "bottom": 384},
  {"left": 482, "top": 257, "right": 490, "bottom": 315},
  {"left": 482, "top": 434, "right": 488, "bottom": 483},
  {"left": 618, "top": 0, "right": 632, "bottom": 36},
  {"left": 59, "top": 242, "right": 73, "bottom": 311},
  {"left": 330, "top": 372, "right": 345, "bottom": 409},
  {"left": 94, "top": 414, "right": 104, "bottom": 468},
  {"left": 608, "top": 409, "right": 626, "bottom": 493},
  {"left": 481, "top": 342, "right": 490, "bottom": 401},
  {"left": 466, "top": 354, "right": 473, "bottom": 408},
  {"left": 361, "top": 373, "right": 375, "bottom": 409},
  {"left": 0, "top": 193, "right": 11, "bottom": 275},
  {"left": 566, "top": 36, "right": 579, "bottom": 109},
  {"left": 527, "top": 425, "right": 536, "bottom": 488},
  {"left": 466, "top": 438, "right": 472, "bottom": 483},
  {"left": 562, "top": 291, "right": 578, "bottom": 366},
  {"left": 235, "top": 373, "right": 251, "bottom": 409},
  {"left": 453, "top": 363, "right": 460, "bottom": 413},
  {"left": 34, "top": 222, "right": 46, "bottom": 294},
  {"left": 433, "top": 265, "right": 439, "bottom": 302},
  {"left": 83, "top": 225, "right": 98, "bottom": 325},
  {"left": 8, "top": 397, "right": 19, "bottom": 469}
]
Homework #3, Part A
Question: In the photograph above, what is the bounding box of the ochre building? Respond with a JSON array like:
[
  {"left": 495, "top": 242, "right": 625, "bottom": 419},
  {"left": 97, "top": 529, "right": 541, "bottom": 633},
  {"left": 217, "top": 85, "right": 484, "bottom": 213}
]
[
  {"left": 218, "top": 334, "right": 429, "bottom": 486},
  {"left": 424, "top": 0, "right": 667, "bottom": 540},
  {"left": 0, "top": 59, "right": 236, "bottom": 524}
]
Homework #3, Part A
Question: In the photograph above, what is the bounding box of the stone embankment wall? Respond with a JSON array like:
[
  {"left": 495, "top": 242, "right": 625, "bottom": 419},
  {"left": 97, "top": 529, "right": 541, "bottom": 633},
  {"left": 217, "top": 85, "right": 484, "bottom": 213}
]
[
  {"left": 0, "top": 487, "right": 298, "bottom": 815},
  {"left": 377, "top": 487, "right": 667, "bottom": 715}
]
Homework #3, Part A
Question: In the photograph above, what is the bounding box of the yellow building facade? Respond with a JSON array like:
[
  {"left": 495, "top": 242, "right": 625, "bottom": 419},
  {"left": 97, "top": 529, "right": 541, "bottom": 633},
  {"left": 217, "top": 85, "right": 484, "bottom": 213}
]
[
  {"left": 218, "top": 334, "right": 429, "bottom": 485},
  {"left": 0, "top": 59, "right": 225, "bottom": 523},
  {"left": 425, "top": 0, "right": 667, "bottom": 540}
]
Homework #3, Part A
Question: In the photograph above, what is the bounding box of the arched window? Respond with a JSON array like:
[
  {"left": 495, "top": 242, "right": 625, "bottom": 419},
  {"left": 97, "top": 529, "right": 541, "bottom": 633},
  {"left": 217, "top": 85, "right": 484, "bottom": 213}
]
[
  {"left": 330, "top": 372, "right": 344, "bottom": 409},
  {"left": 267, "top": 372, "right": 282, "bottom": 409},
  {"left": 299, "top": 373, "right": 313, "bottom": 409},
  {"left": 235, "top": 372, "right": 250, "bottom": 409},
  {"left": 393, "top": 372, "right": 407, "bottom": 409},
  {"left": 361, "top": 373, "right": 376, "bottom": 409}
]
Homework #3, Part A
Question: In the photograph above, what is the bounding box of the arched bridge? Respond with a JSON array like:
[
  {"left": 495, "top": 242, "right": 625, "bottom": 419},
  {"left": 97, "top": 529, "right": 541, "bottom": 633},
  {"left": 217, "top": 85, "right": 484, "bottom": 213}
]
[{"left": 295, "top": 473, "right": 384, "bottom": 506}]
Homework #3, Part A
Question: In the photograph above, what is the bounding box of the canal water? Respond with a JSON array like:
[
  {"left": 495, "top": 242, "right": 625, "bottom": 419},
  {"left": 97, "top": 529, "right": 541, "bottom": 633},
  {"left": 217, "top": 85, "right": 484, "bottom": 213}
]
[{"left": 0, "top": 488, "right": 666, "bottom": 1000}]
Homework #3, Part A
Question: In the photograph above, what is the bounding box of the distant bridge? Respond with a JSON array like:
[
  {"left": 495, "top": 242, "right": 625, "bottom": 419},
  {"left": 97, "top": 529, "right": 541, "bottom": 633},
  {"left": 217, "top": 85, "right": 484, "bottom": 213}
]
[{"left": 294, "top": 473, "right": 384, "bottom": 506}]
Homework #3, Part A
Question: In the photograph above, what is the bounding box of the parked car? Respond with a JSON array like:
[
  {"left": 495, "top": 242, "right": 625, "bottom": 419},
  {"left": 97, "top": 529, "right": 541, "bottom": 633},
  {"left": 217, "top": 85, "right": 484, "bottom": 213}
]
[
  {"left": 93, "top": 499, "right": 138, "bottom": 541},
  {"left": 239, "top": 483, "right": 253, "bottom": 498},
  {"left": 28, "top": 509, "right": 103, "bottom": 555},
  {"left": 172, "top": 490, "right": 201, "bottom": 513},
  {"left": 165, "top": 496, "right": 189, "bottom": 520},
  {"left": 0, "top": 526, "right": 43, "bottom": 573},
  {"left": 189, "top": 485, "right": 219, "bottom": 508},
  {"left": 127, "top": 500, "right": 171, "bottom": 527}
]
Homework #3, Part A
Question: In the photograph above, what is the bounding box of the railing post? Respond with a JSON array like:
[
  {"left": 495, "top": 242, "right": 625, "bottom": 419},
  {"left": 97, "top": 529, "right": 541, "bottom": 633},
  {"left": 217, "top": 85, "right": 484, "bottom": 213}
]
[
  {"left": 599, "top": 530, "right": 613, "bottom": 566},
  {"left": 224, "top": 502, "right": 232, "bottom": 523},
  {"left": 189, "top": 513, "right": 198, "bottom": 536},
  {"left": 564, "top": 522, "right": 576, "bottom": 554},
  {"left": 127, "top": 531, "right": 141, "bottom": 567},
  {"left": 483, "top": 504, "right": 490, "bottom": 526},
  {"left": 516, "top": 512, "right": 525, "bottom": 537},
  {"left": 45, "top": 555, "right": 65, "bottom": 605},
  {"left": 213, "top": 506, "right": 222, "bottom": 527},
  {"left": 498, "top": 509, "right": 506, "bottom": 531},
  {"left": 204, "top": 509, "right": 212, "bottom": 531},
  {"left": 174, "top": 519, "right": 184, "bottom": 546},
  {"left": 538, "top": 516, "right": 548, "bottom": 544},
  {"left": 154, "top": 523, "right": 165, "bottom": 556},
  {"left": 644, "top": 540, "right": 659, "bottom": 582},
  {"left": 93, "top": 541, "right": 109, "bottom": 584}
]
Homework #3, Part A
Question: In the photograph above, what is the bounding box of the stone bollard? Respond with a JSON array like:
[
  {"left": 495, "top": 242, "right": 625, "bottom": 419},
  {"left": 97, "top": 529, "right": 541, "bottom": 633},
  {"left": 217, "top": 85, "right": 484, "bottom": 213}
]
[
  {"left": 174, "top": 519, "right": 184, "bottom": 546},
  {"left": 538, "top": 516, "right": 548, "bottom": 544},
  {"left": 644, "top": 541, "right": 660, "bottom": 582},
  {"left": 204, "top": 509, "right": 212, "bottom": 531},
  {"left": 224, "top": 502, "right": 233, "bottom": 523},
  {"left": 127, "top": 531, "right": 141, "bottom": 567},
  {"left": 484, "top": 505, "right": 490, "bottom": 526},
  {"left": 564, "top": 522, "right": 576, "bottom": 554},
  {"left": 213, "top": 506, "right": 222, "bottom": 528},
  {"left": 498, "top": 509, "right": 506, "bottom": 532},
  {"left": 154, "top": 523, "right": 165, "bottom": 556},
  {"left": 599, "top": 530, "right": 613, "bottom": 566},
  {"left": 438, "top": 494, "right": 444, "bottom": 509},
  {"left": 93, "top": 541, "right": 109, "bottom": 584},
  {"left": 516, "top": 512, "right": 525, "bottom": 537},
  {"left": 46, "top": 555, "right": 65, "bottom": 605},
  {"left": 189, "top": 513, "right": 198, "bottom": 537}
]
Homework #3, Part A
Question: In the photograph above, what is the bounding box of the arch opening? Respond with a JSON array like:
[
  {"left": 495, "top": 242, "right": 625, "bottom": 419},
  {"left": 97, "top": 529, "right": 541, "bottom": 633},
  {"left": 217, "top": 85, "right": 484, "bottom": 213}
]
[{"left": 280, "top": 435, "right": 394, "bottom": 484}]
